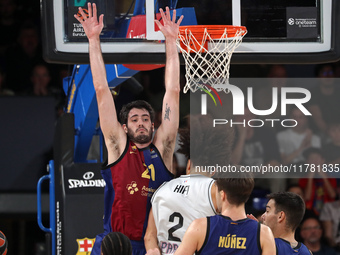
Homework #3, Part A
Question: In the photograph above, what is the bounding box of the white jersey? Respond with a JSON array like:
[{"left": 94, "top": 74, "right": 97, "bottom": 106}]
[
  {"left": 320, "top": 201, "right": 340, "bottom": 245},
  {"left": 151, "top": 174, "right": 217, "bottom": 255}
]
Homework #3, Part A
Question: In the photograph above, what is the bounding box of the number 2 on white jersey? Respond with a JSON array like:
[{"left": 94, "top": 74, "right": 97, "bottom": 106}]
[{"left": 168, "top": 212, "right": 184, "bottom": 242}]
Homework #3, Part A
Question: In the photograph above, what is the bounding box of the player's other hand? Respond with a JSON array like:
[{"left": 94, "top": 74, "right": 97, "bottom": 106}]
[
  {"left": 155, "top": 7, "right": 183, "bottom": 41},
  {"left": 74, "top": 2, "right": 104, "bottom": 40},
  {"left": 247, "top": 214, "right": 259, "bottom": 222}
]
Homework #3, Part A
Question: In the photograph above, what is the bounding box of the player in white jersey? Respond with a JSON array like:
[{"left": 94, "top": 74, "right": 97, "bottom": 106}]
[
  {"left": 144, "top": 115, "right": 235, "bottom": 255},
  {"left": 150, "top": 172, "right": 217, "bottom": 254}
]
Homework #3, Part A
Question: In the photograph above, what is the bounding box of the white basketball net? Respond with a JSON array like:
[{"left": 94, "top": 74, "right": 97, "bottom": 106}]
[{"left": 176, "top": 27, "right": 247, "bottom": 93}]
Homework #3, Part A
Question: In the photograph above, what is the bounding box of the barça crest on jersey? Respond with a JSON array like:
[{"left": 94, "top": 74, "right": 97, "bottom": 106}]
[{"left": 76, "top": 237, "right": 95, "bottom": 254}]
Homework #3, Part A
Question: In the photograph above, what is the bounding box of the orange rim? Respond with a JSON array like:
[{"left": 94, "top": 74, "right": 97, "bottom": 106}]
[
  {"left": 122, "top": 64, "right": 165, "bottom": 71},
  {"left": 178, "top": 25, "right": 247, "bottom": 40}
]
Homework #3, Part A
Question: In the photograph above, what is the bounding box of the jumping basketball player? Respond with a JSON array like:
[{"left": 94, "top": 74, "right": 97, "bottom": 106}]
[{"left": 74, "top": 4, "right": 183, "bottom": 255}]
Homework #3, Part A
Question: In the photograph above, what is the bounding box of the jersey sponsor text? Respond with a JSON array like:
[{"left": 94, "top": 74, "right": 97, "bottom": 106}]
[
  {"left": 160, "top": 241, "right": 178, "bottom": 254},
  {"left": 173, "top": 184, "right": 190, "bottom": 195}
]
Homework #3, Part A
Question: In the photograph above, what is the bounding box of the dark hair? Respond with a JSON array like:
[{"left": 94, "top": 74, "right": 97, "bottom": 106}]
[
  {"left": 314, "top": 63, "right": 335, "bottom": 77},
  {"left": 300, "top": 216, "right": 322, "bottom": 230},
  {"left": 288, "top": 106, "right": 307, "bottom": 118},
  {"left": 286, "top": 183, "right": 302, "bottom": 192},
  {"left": 177, "top": 114, "right": 234, "bottom": 167},
  {"left": 18, "top": 20, "right": 39, "bottom": 37},
  {"left": 302, "top": 147, "right": 324, "bottom": 160},
  {"left": 266, "top": 192, "right": 305, "bottom": 232},
  {"left": 267, "top": 64, "right": 287, "bottom": 78},
  {"left": 101, "top": 232, "right": 132, "bottom": 255},
  {"left": 31, "top": 62, "right": 51, "bottom": 75},
  {"left": 119, "top": 100, "right": 155, "bottom": 125},
  {"left": 327, "top": 119, "right": 340, "bottom": 129},
  {"left": 214, "top": 169, "right": 254, "bottom": 206}
]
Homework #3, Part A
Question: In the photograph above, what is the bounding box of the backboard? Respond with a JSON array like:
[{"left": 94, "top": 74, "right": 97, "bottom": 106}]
[{"left": 41, "top": 0, "right": 340, "bottom": 64}]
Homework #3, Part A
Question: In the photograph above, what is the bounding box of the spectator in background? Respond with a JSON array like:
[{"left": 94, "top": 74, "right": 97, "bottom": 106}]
[
  {"left": 28, "top": 63, "right": 52, "bottom": 96},
  {"left": 26, "top": 63, "right": 65, "bottom": 117},
  {"left": 299, "top": 216, "right": 337, "bottom": 255},
  {"left": 334, "top": 61, "right": 340, "bottom": 78},
  {"left": 231, "top": 106, "right": 281, "bottom": 167},
  {"left": 322, "top": 120, "right": 340, "bottom": 165},
  {"left": 298, "top": 147, "right": 337, "bottom": 216},
  {"left": 253, "top": 64, "right": 289, "bottom": 131},
  {"left": 56, "top": 64, "right": 71, "bottom": 88},
  {"left": 319, "top": 199, "right": 340, "bottom": 253},
  {"left": 231, "top": 106, "right": 283, "bottom": 192},
  {"left": 286, "top": 184, "right": 304, "bottom": 198},
  {"left": 277, "top": 107, "right": 321, "bottom": 166},
  {"left": 308, "top": 63, "right": 340, "bottom": 141},
  {"left": 322, "top": 120, "right": 340, "bottom": 197},
  {"left": 4, "top": 20, "right": 44, "bottom": 94},
  {"left": 0, "top": 0, "right": 21, "bottom": 58},
  {"left": 0, "top": 66, "right": 14, "bottom": 95}
]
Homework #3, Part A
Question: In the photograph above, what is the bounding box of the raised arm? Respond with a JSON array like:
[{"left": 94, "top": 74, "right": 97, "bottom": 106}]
[
  {"left": 153, "top": 7, "right": 183, "bottom": 174},
  {"left": 319, "top": 172, "right": 336, "bottom": 199},
  {"left": 322, "top": 220, "right": 337, "bottom": 247},
  {"left": 308, "top": 105, "right": 328, "bottom": 134},
  {"left": 74, "top": 3, "right": 126, "bottom": 164}
]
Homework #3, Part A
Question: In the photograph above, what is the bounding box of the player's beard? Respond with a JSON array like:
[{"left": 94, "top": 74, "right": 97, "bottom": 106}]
[{"left": 128, "top": 127, "right": 153, "bottom": 144}]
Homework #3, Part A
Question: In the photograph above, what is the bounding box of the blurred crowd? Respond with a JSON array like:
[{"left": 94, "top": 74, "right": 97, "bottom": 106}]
[{"left": 0, "top": 0, "right": 69, "bottom": 116}]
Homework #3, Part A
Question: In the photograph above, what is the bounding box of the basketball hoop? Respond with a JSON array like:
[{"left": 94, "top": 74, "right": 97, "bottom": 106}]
[{"left": 176, "top": 25, "right": 247, "bottom": 93}]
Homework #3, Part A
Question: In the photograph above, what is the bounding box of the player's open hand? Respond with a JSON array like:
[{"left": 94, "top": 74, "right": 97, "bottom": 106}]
[
  {"left": 155, "top": 7, "right": 184, "bottom": 41},
  {"left": 74, "top": 2, "right": 104, "bottom": 40},
  {"left": 247, "top": 214, "right": 259, "bottom": 222}
]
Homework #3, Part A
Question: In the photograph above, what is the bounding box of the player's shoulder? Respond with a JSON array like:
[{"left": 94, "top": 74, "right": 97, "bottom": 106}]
[
  {"left": 151, "top": 181, "right": 169, "bottom": 200},
  {"left": 185, "top": 174, "right": 214, "bottom": 183},
  {"left": 260, "top": 224, "right": 274, "bottom": 239},
  {"left": 300, "top": 242, "right": 313, "bottom": 255},
  {"left": 190, "top": 217, "right": 208, "bottom": 231}
]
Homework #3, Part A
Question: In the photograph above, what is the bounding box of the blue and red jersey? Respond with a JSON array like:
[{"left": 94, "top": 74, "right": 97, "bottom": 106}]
[{"left": 91, "top": 139, "right": 173, "bottom": 255}]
